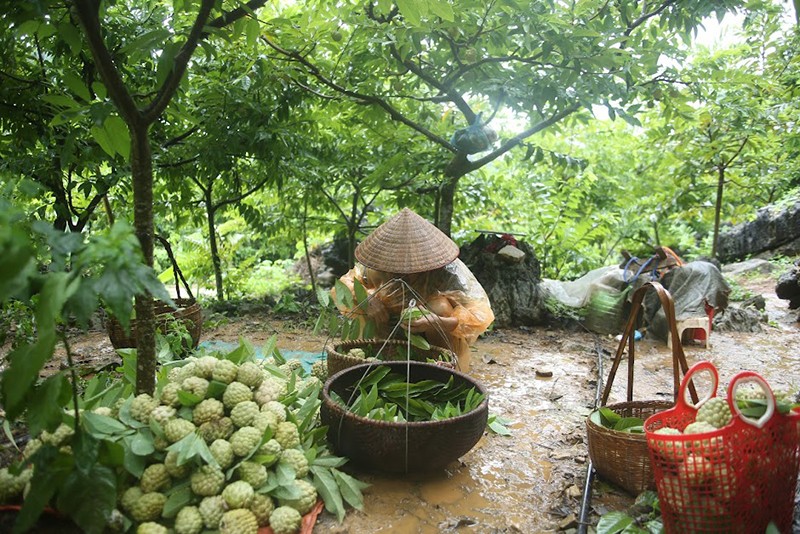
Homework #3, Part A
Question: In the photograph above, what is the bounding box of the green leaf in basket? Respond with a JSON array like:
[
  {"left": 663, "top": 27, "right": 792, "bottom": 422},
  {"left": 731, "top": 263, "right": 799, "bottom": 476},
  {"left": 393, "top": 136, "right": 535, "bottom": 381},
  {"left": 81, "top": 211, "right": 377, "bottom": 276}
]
[
  {"left": 598, "top": 407, "right": 622, "bottom": 426},
  {"left": 408, "top": 333, "right": 430, "bottom": 350},
  {"left": 359, "top": 366, "right": 393, "bottom": 388},
  {"left": 613, "top": 417, "right": 645, "bottom": 432}
]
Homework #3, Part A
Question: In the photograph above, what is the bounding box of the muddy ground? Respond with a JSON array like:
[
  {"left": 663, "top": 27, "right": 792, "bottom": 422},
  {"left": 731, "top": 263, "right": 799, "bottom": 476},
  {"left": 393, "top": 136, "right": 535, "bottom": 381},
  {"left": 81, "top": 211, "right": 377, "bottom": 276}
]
[{"left": 14, "top": 263, "right": 800, "bottom": 533}]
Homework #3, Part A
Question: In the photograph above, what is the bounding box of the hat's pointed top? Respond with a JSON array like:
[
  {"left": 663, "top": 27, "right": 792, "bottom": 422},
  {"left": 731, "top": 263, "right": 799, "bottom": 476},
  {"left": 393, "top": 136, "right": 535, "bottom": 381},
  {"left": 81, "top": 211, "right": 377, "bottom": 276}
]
[{"left": 354, "top": 208, "right": 459, "bottom": 274}]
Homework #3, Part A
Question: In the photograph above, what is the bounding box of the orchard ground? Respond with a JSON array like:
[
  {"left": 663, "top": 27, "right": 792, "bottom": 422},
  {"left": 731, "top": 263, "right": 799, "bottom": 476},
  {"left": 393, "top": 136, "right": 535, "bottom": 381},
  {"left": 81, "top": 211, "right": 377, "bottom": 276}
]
[{"left": 22, "top": 264, "right": 800, "bottom": 533}]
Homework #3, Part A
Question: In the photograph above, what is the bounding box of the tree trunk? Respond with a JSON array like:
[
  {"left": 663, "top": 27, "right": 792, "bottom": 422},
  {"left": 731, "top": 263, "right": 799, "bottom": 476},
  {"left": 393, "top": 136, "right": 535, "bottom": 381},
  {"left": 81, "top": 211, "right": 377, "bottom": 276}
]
[
  {"left": 205, "top": 189, "right": 224, "bottom": 301},
  {"left": 130, "top": 123, "right": 156, "bottom": 395},
  {"left": 711, "top": 165, "right": 726, "bottom": 259},
  {"left": 437, "top": 176, "right": 460, "bottom": 237},
  {"left": 302, "top": 195, "right": 316, "bottom": 294}
]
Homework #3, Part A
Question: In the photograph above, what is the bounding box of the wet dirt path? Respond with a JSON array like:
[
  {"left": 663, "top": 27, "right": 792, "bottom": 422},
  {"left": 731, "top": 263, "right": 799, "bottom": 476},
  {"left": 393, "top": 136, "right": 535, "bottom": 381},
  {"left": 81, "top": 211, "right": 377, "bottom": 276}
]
[{"left": 35, "top": 271, "right": 800, "bottom": 533}]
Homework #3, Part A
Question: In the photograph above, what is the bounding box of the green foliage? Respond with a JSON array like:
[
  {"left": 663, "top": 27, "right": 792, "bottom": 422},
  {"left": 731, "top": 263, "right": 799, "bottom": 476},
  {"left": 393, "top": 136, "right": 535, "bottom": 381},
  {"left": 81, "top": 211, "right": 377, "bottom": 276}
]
[
  {"left": 543, "top": 297, "right": 588, "bottom": 323},
  {"left": 0, "top": 193, "right": 171, "bottom": 532},
  {"left": 330, "top": 365, "right": 485, "bottom": 422},
  {"left": 596, "top": 491, "right": 662, "bottom": 534},
  {"left": 723, "top": 276, "right": 756, "bottom": 302}
]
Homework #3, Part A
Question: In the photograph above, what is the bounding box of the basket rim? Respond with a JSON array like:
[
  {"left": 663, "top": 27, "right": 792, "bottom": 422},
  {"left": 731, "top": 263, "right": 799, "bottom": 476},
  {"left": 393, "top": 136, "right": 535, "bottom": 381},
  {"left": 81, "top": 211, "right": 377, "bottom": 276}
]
[
  {"left": 322, "top": 361, "right": 489, "bottom": 429},
  {"left": 586, "top": 400, "right": 674, "bottom": 437},
  {"left": 330, "top": 338, "right": 455, "bottom": 355}
]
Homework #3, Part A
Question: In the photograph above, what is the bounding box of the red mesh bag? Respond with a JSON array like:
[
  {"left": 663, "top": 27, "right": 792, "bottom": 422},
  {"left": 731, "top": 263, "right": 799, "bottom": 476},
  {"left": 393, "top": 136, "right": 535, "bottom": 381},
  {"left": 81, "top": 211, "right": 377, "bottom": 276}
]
[{"left": 645, "top": 361, "right": 800, "bottom": 534}]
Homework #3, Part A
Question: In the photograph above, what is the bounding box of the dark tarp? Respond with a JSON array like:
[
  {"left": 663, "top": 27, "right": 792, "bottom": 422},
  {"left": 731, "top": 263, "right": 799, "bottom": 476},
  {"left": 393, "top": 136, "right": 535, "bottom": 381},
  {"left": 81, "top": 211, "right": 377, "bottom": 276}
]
[{"left": 638, "top": 261, "right": 731, "bottom": 341}]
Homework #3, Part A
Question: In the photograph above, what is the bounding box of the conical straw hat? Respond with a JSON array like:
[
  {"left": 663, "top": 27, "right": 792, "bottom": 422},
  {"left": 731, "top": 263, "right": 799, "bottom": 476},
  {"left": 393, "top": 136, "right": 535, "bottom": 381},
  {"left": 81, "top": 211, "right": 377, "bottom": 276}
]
[{"left": 355, "top": 208, "right": 459, "bottom": 274}]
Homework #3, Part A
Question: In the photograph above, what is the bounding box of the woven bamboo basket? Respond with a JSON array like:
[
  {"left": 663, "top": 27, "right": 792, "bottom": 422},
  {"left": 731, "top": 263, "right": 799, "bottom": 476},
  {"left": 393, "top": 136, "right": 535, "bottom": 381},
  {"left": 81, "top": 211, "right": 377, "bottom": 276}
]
[
  {"left": 107, "top": 297, "right": 202, "bottom": 350},
  {"left": 320, "top": 361, "right": 488, "bottom": 473},
  {"left": 327, "top": 338, "right": 456, "bottom": 377},
  {"left": 585, "top": 281, "right": 699, "bottom": 495},
  {"left": 106, "top": 235, "right": 202, "bottom": 351}
]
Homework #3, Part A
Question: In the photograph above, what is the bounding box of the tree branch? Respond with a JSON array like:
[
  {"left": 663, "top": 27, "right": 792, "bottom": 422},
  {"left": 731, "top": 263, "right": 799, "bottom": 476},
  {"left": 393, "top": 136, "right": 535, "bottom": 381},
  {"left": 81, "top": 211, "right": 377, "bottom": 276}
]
[
  {"left": 142, "top": 0, "right": 216, "bottom": 123},
  {"left": 72, "top": 0, "right": 142, "bottom": 126},
  {"left": 461, "top": 104, "right": 581, "bottom": 173},
  {"left": 263, "top": 35, "right": 455, "bottom": 151}
]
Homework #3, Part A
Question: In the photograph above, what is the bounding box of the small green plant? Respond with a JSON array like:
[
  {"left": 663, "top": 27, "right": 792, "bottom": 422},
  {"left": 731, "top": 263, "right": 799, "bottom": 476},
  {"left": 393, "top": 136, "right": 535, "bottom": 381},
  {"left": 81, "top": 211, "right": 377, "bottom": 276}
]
[
  {"left": 543, "top": 296, "right": 587, "bottom": 323},
  {"left": 273, "top": 292, "right": 302, "bottom": 314},
  {"left": 723, "top": 276, "right": 755, "bottom": 302},
  {"left": 0, "top": 300, "right": 36, "bottom": 350},
  {"left": 154, "top": 315, "right": 194, "bottom": 360},
  {"left": 596, "top": 491, "right": 662, "bottom": 534}
]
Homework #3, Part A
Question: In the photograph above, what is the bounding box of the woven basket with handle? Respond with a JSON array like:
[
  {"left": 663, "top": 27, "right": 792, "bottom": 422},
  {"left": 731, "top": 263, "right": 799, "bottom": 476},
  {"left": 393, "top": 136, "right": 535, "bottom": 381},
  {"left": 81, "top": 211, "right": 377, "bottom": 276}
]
[
  {"left": 585, "top": 281, "right": 699, "bottom": 495},
  {"left": 106, "top": 236, "right": 202, "bottom": 351},
  {"left": 327, "top": 338, "right": 455, "bottom": 377}
]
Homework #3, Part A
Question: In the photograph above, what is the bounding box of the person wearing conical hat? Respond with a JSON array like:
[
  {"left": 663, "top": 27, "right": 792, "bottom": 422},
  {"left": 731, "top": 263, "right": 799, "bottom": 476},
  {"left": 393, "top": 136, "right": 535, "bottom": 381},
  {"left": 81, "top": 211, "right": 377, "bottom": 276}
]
[{"left": 332, "top": 208, "right": 495, "bottom": 372}]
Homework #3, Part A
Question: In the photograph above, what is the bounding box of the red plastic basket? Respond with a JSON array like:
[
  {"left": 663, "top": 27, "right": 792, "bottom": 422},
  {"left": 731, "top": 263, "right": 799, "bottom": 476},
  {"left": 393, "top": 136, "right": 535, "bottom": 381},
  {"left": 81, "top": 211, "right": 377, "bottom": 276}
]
[{"left": 645, "top": 361, "right": 800, "bottom": 534}]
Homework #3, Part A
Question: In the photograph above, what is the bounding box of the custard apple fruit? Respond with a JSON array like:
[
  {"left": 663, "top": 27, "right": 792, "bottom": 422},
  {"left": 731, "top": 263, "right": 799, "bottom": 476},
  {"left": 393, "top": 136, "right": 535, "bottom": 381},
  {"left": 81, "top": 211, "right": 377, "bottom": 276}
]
[
  {"left": 222, "top": 480, "right": 255, "bottom": 509},
  {"left": 42, "top": 423, "right": 75, "bottom": 447},
  {"left": 231, "top": 401, "right": 260, "bottom": 428},
  {"left": 137, "top": 522, "right": 168, "bottom": 534},
  {"left": 278, "top": 479, "right": 317, "bottom": 515},
  {"left": 120, "top": 486, "right": 143, "bottom": 514},
  {"left": 252, "top": 410, "right": 278, "bottom": 435},
  {"left": 130, "top": 394, "right": 159, "bottom": 424},
  {"left": 198, "top": 495, "right": 226, "bottom": 529},
  {"left": 181, "top": 376, "right": 210, "bottom": 400},
  {"left": 279, "top": 448, "right": 309, "bottom": 478},
  {"left": 190, "top": 466, "right": 225, "bottom": 496},
  {"left": 219, "top": 508, "right": 259, "bottom": 534},
  {"left": 194, "top": 356, "right": 219, "bottom": 379},
  {"left": 310, "top": 359, "right": 328, "bottom": 382},
  {"left": 164, "top": 418, "right": 196, "bottom": 443},
  {"left": 92, "top": 406, "right": 113, "bottom": 417},
  {"left": 249, "top": 493, "right": 275, "bottom": 526},
  {"left": 199, "top": 417, "right": 234, "bottom": 443},
  {"left": 140, "top": 463, "right": 171, "bottom": 493},
  {"left": 651, "top": 427, "right": 685, "bottom": 462},
  {"left": 256, "top": 439, "right": 282, "bottom": 466},
  {"left": 223, "top": 381, "right": 254, "bottom": 409},
  {"left": 193, "top": 398, "right": 225, "bottom": 425},
  {"left": 164, "top": 450, "right": 191, "bottom": 479},
  {"left": 174, "top": 505, "right": 204, "bottom": 534},
  {"left": 230, "top": 426, "right": 262, "bottom": 456},
  {"left": 269, "top": 505, "right": 302, "bottom": 534},
  {"left": 275, "top": 422, "right": 300, "bottom": 450},
  {"left": 213, "top": 360, "right": 239, "bottom": 384},
  {"left": 0, "top": 467, "right": 32, "bottom": 503},
  {"left": 149, "top": 405, "right": 176, "bottom": 426},
  {"left": 262, "top": 401, "right": 287, "bottom": 423},
  {"left": 129, "top": 492, "right": 167, "bottom": 522},
  {"left": 679, "top": 453, "right": 714, "bottom": 487},
  {"left": 237, "top": 362, "right": 264, "bottom": 388},
  {"left": 696, "top": 397, "right": 733, "bottom": 429},
  {"left": 254, "top": 379, "right": 286, "bottom": 406},
  {"left": 209, "top": 439, "right": 235, "bottom": 469},
  {"left": 159, "top": 382, "right": 181, "bottom": 407},
  {"left": 236, "top": 461, "right": 268, "bottom": 489}
]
